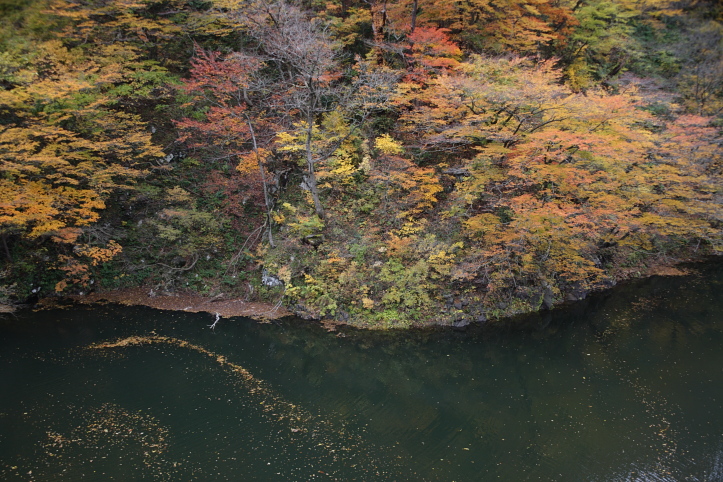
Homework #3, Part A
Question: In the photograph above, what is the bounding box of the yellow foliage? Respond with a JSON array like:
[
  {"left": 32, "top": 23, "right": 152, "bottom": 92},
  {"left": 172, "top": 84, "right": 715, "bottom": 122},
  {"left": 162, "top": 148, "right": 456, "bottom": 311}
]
[
  {"left": 275, "top": 130, "right": 306, "bottom": 153},
  {"left": 427, "top": 249, "right": 457, "bottom": 277},
  {"left": 165, "top": 186, "right": 193, "bottom": 205},
  {"left": 76, "top": 240, "right": 122, "bottom": 266},
  {"left": 464, "top": 213, "right": 501, "bottom": 238},
  {"left": 565, "top": 58, "right": 592, "bottom": 93},
  {"left": 272, "top": 212, "right": 286, "bottom": 224},
  {"left": 281, "top": 202, "right": 297, "bottom": 214},
  {"left": 393, "top": 221, "right": 426, "bottom": 237},
  {"left": 375, "top": 134, "right": 404, "bottom": 155},
  {"left": 277, "top": 265, "right": 292, "bottom": 285},
  {"left": 236, "top": 151, "right": 260, "bottom": 176},
  {"left": 0, "top": 19, "right": 156, "bottom": 243},
  {"left": 318, "top": 142, "right": 359, "bottom": 187}
]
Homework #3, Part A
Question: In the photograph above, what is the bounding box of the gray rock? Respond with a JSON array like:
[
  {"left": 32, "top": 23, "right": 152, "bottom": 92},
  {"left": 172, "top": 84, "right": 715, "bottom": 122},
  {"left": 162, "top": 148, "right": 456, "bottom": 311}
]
[
  {"left": 303, "top": 234, "right": 324, "bottom": 247},
  {"left": 262, "top": 269, "right": 283, "bottom": 287},
  {"left": 565, "top": 282, "right": 589, "bottom": 302},
  {"left": 452, "top": 318, "right": 471, "bottom": 330},
  {"left": 442, "top": 168, "right": 471, "bottom": 177},
  {"left": 542, "top": 289, "right": 555, "bottom": 310}
]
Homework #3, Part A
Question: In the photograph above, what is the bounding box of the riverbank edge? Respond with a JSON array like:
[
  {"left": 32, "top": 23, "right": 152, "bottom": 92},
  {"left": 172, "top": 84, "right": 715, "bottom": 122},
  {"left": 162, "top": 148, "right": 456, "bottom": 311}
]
[
  {"left": 8, "top": 258, "right": 709, "bottom": 329},
  {"left": 20, "top": 262, "right": 693, "bottom": 330}
]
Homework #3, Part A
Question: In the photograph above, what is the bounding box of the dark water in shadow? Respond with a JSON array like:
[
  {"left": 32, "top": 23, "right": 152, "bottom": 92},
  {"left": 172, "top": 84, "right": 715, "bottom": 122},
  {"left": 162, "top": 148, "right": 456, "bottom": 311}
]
[{"left": 1, "top": 261, "right": 722, "bottom": 481}]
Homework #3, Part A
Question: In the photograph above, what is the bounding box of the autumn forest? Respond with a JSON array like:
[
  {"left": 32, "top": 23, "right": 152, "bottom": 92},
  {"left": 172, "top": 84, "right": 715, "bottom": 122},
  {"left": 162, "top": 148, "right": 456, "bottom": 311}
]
[{"left": 0, "top": 0, "right": 721, "bottom": 327}]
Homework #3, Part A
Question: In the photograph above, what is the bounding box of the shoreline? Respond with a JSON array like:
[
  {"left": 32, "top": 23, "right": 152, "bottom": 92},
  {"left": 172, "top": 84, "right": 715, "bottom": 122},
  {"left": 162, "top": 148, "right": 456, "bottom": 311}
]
[{"left": 14, "top": 259, "right": 704, "bottom": 329}]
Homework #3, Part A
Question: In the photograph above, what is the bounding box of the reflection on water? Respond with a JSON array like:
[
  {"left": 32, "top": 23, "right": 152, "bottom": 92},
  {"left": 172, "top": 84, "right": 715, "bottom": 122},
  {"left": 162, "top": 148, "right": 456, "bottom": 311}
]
[{"left": 1, "top": 261, "right": 722, "bottom": 480}]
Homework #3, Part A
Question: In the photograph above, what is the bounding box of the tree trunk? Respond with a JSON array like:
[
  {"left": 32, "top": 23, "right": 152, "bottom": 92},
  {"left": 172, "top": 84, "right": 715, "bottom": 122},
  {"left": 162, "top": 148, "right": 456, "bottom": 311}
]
[
  {"left": 305, "top": 168, "right": 326, "bottom": 220},
  {"left": 370, "top": 0, "right": 387, "bottom": 64},
  {"left": 246, "top": 119, "right": 276, "bottom": 248},
  {"left": 1, "top": 233, "right": 11, "bottom": 261},
  {"left": 410, "top": 0, "right": 418, "bottom": 33},
  {"left": 304, "top": 122, "right": 326, "bottom": 219}
]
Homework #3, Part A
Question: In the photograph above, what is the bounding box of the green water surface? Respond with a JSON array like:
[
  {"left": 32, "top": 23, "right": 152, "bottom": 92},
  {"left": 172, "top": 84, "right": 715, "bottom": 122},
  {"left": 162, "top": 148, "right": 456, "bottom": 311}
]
[{"left": 1, "top": 262, "right": 722, "bottom": 480}]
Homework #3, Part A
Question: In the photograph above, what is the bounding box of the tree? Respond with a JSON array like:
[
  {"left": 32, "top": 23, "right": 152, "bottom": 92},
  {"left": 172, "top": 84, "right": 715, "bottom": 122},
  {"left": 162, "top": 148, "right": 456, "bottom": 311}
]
[
  {"left": 392, "top": 50, "right": 720, "bottom": 309},
  {"left": 243, "top": 0, "right": 397, "bottom": 221},
  {"left": 0, "top": 0, "right": 168, "bottom": 291},
  {"left": 249, "top": 1, "right": 343, "bottom": 219},
  {"left": 673, "top": 19, "right": 723, "bottom": 115},
  {"left": 394, "top": 55, "right": 573, "bottom": 159},
  {"left": 384, "top": 0, "right": 577, "bottom": 56},
  {"left": 176, "top": 47, "right": 279, "bottom": 245}
]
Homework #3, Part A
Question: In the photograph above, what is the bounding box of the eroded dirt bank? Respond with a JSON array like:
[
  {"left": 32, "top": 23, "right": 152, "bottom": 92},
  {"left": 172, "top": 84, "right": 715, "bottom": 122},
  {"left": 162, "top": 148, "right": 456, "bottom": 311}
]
[{"left": 63, "top": 288, "right": 291, "bottom": 321}]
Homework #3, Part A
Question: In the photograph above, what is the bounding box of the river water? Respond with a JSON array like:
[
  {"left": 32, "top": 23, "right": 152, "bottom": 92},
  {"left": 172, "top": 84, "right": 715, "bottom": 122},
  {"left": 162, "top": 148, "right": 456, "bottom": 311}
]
[{"left": 1, "top": 262, "right": 722, "bottom": 481}]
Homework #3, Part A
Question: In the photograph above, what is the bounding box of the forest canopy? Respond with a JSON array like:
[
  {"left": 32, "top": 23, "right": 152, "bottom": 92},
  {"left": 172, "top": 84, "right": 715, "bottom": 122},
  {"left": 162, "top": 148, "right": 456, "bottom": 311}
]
[{"left": 0, "top": 0, "right": 721, "bottom": 326}]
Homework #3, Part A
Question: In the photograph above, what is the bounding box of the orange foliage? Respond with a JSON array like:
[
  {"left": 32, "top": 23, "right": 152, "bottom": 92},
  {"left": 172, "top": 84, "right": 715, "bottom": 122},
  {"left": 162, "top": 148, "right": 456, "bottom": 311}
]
[
  {"left": 387, "top": 0, "right": 577, "bottom": 55},
  {"left": 54, "top": 240, "right": 122, "bottom": 292},
  {"left": 368, "top": 154, "right": 443, "bottom": 220},
  {"left": 392, "top": 51, "right": 721, "bottom": 307}
]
